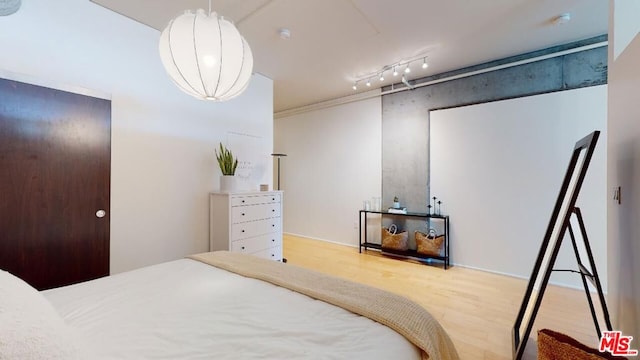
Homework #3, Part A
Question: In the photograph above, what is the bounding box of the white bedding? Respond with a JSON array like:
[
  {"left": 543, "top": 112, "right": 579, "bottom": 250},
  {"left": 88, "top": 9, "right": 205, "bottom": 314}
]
[{"left": 43, "top": 259, "right": 421, "bottom": 359}]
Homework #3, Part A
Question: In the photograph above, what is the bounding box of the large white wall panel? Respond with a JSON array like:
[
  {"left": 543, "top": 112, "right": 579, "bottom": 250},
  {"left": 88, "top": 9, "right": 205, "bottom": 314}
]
[
  {"left": 431, "top": 86, "right": 607, "bottom": 288},
  {"left": 274, "top": 94, "right": 382, "bottom": 246}
]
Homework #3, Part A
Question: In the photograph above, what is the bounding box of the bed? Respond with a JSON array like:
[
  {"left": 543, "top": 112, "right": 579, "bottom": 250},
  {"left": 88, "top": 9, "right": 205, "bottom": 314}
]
[{"left": 1, "top": 251, "right": 459, "bottom": 359}]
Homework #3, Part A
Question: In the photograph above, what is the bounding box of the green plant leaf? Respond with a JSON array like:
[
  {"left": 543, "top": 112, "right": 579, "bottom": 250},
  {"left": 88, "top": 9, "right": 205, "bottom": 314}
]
[{"left": 215, "top": 142, "right": 238, "bottom": 175}]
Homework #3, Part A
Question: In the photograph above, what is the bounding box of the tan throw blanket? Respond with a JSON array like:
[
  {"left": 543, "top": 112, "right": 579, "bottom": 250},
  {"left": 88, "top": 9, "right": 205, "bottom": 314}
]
[{"left": 189, "top": 251, "right": 459, "bottom": 360}]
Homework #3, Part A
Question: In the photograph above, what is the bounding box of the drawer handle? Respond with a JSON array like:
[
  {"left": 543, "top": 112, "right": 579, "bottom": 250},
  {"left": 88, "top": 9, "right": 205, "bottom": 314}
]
[
  {"left": 272, "top": 239, "right": 275, "bottom": 242},
  {"left": 241, "top": 213, "right": 245, "bottom": 216},
  {"left": 271, "top": 254, "right": 275, "bottom": 257},
  {"left": 242, "top": 200, "right": 245, "bottom": 203},
  {"left": 272, "top": 224, "right": 275, "bottom": 227},
  {"left": 241, "top": 246, "right": 245, "bottom": 250},
  {"left": 241, "top": 229, "right": 245, "bottom": 233},
  {"left": 272, "top": 209, "right": 275, "bottom": 212},
  {"left": 272, "top": 198, "right": 275, "bottom": 201}
]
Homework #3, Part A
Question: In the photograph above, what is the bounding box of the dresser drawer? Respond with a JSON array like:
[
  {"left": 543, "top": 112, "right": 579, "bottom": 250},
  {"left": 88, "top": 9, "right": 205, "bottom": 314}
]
[
  {"left": 251, "top": 246, "right": 282, "bottom": 261},
  {"left": 231, "top": 219, "right": 281, "bottom": 240},
  {"left": 231, "top": 234, "right": 281, "bottom": 253},
  {"left": 210, "top": 191, "right": 283, "bottom": 261},
  {"left": 231, "top": 203, "right": 281, "bottom": 223},
  {"left": 231, "top": 194, "right": 281, "bottom": 207}
]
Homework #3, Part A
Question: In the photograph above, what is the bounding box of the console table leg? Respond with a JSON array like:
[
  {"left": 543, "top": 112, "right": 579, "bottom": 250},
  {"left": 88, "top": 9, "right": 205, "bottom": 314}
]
[{"left": 359, "top": 211, "right": 363, "bottom": 253}]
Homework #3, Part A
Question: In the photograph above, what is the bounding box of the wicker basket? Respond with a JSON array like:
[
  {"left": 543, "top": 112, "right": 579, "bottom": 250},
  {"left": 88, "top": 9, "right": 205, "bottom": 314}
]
[
  {"left": 538, "top": 329, "right": 628, "bottom": 360},
  {"left": 381, "top": 227, "right": 409, "bottom": 251},
  {"left": 415, "top": 231, "right": 444, "bottom": 256}
]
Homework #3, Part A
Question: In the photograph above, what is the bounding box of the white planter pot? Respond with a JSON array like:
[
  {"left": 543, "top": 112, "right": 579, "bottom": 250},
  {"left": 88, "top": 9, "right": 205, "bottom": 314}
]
[{"left": 220, "top": 175, "right": 238, "bottom": 193}]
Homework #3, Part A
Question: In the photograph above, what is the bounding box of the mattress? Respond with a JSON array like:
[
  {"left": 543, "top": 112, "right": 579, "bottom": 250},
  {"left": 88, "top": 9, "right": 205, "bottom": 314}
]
[{"left": 43, "top": 258, "right": 421, "bottom": 359}]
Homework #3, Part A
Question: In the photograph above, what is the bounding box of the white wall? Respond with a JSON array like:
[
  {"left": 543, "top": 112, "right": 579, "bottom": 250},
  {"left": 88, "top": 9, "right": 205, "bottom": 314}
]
[
  {"left": 431, "top": 86, "right": 607, "bottom": 289},
  {"left": 0, "top": 0, "right": 273, "bottom": 274},
  {"left": 612, "top": 0, "right": 640, "bottom": 60},
  {"left": 608, "top": 0, "right": 640, "bottom": 341},
  {"left": 274, "top": 94, "right": 382, "bottom": 246}
]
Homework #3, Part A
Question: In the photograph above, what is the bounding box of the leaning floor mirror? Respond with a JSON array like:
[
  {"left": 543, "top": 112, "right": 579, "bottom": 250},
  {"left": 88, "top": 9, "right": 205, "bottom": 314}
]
[{"left": 512, "top": 130, "right": 611, "bottom": 359}]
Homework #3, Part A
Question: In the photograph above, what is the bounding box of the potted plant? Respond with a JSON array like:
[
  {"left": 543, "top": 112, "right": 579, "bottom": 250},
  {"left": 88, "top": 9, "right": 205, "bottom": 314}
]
[{"left": 215, "top": 143, "right": 238, "bottom": 192}]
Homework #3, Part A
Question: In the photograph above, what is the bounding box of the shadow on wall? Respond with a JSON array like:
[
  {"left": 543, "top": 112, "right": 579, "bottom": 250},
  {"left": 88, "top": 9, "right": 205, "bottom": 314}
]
[{"left": 613, "top": 139, "right": 640, "bottom": 339}]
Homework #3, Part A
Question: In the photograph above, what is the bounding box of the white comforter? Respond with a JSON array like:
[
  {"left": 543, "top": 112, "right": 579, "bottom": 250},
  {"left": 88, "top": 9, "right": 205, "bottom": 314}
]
[{"left": 43, "top": 259, "right": 420, "bottom": 359}]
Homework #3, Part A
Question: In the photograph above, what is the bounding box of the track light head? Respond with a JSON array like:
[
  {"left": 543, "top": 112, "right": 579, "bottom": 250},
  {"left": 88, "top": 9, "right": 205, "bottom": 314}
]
[
  {"left": 352, "top": 83, "right": 357, "bottom": 91},
  {"left": 366, "top": 79, "right": 371, "bottom": 87},
  {"left": 379, "top": 74, "right": 384, "bottom": 82},
  {"left": 393, "top": 67, "right": 398, "bottom": 76},
  {"left": 422, "top": 58, "right": 428, "bottom": 69},
  {"left": 402, "top": 74, "right": 414, "bottom": 89},
  {"left": 404, "top": 66, "right": 411, "bottom": 73}
]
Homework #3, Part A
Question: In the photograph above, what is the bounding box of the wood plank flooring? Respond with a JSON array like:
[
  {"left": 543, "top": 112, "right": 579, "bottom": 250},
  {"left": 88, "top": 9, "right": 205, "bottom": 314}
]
[{"left": 283, "top": 234, "right": 603, "bottom": 360}]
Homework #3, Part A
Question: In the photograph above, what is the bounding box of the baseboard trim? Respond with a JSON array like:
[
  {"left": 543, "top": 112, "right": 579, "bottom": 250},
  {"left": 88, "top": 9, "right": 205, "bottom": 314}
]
[{"left": 284, "top": 232, "right": 359, "bottom": 249}]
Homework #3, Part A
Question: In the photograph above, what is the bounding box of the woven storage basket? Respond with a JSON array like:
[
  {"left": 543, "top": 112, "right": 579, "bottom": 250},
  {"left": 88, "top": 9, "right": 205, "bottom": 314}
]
[
  {"left": 381, "top": 227, "right": 409, "bottom": 251},
  {"left": 538, "top": 329, "right": 629, "bottom": 360},
  {"left": 415, "top": 231, "right": 444, "bottom": 256}
]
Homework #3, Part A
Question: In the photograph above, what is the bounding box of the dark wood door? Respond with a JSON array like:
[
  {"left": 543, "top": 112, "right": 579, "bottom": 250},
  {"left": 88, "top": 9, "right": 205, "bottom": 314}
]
[{"left": 0, "top": 78, "right": 110, "bottom": 290}]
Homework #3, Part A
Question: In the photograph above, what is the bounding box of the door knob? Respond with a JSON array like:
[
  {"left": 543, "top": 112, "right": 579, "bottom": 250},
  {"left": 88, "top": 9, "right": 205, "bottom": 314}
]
[{"left": 96, "top": 210, "right": 106, "bottom": 218}]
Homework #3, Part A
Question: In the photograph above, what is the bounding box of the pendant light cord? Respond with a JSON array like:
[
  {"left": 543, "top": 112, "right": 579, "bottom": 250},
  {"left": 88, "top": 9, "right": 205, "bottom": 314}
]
[{"left": 208, "top": 0, "right": 212, "bottom": 15}]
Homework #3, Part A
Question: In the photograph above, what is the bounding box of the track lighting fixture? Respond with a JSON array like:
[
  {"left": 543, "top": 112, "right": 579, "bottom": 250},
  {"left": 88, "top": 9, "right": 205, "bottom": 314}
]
[{"left": 350, "top": 54, "right": 431, "bottom": 91}]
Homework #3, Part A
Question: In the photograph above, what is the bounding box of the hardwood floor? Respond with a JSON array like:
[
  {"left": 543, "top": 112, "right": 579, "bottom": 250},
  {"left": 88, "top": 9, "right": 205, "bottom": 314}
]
[{"left": 283, "top": 234, "right": 604, "bottom": 360}]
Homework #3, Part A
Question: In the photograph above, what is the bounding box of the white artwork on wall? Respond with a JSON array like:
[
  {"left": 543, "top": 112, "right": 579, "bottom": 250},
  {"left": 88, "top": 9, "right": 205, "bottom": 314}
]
[{"left": 227, "top": 131, "right": 266, "bottom": 191}]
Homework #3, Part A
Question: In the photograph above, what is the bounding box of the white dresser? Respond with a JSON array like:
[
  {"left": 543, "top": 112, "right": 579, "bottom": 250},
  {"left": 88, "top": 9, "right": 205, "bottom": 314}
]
[{"left": 209, "top": 191, "right": 283, "bottom": 261}]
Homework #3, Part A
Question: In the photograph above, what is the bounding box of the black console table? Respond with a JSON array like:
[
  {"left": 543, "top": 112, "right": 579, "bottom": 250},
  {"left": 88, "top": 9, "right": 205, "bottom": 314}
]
[{"left": 358, "top": 210, "right": 450, "bottom": 269}]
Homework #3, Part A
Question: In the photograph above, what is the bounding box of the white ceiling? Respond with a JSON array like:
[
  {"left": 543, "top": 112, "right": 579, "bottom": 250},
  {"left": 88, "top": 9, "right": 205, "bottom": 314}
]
[{"left": 90, "top": 0, "right": 608, "bottom": 113}]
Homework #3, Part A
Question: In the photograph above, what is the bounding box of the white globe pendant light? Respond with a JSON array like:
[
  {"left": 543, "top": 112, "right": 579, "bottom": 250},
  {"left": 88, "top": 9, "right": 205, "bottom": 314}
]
[{"left": 159, "top": 9, "right": 253, "bottom": 101}]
